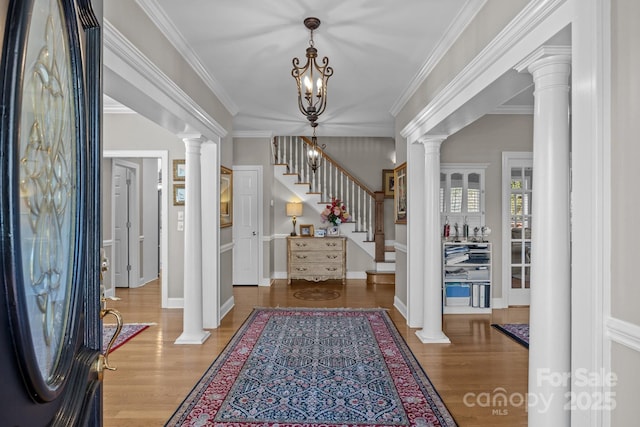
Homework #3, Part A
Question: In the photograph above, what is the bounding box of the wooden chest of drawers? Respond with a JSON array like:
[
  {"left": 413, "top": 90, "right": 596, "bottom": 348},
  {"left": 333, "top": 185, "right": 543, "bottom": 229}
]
[{"left": 287, "top": 237, "right": 346, "bottom": 284}]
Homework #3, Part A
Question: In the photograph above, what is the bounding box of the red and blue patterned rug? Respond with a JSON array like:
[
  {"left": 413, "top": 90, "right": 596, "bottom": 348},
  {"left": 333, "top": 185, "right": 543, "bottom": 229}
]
[
  {"left": 103, "top": 323, "right": 152, "bottom": 352},
  {"left": 166, "top": 308, "right": 457, "bottom": 426},
  {"left": 491, "top": 323, "right": 529, "bottom": 348}
]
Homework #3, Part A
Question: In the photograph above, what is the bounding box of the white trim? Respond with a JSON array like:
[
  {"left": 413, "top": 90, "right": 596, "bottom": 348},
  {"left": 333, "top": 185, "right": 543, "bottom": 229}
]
[
  {"left": 394, "top": 242, "right": 407, "bottom": 253},
  {"left": 441, "top": 162, "right": 490, "bottom": 170},
  {"left": 233, "top": 131, "right": 273, "bottom": 139},
  {"left": 491, "top": 297, "right": 506, "bottom": 309},
  {"left": 400, "top": 0, "right": 569, "bottom": 140},
  {"left": 259, "top": 278, "right": 272, "bottom": 287},
  {"left": 103, "top": 19, "right": 228, "bottom": 139},
  {"left": 220, "top": 242, "right": 234, "bottom": 253},
  {"left": 262, "top": 235, "right": 275, "bottom": 242},
  {"left": 390, "top": 0, "right": 488, "bottom": 116},
  {"left": 489, "top": 105, "right": 534, "bottom": 115},
  {"left": 219, "top": 296, "right": 236, "bottom": 322},
  {"left": 571, "top": 2, "right": 611, "bottom": 426},
  {"left": 346, "top": 272, "right": 367, "bottom": 280},
  {"left": 394, "top": 296, "right": 408, "bottom": 321},
  {"left": 606, "top": 317, "right": 640, "bottom": 353},
  {"left": 104, "top": 150, "right": 170, "bottom": 309},
  {"left": 273, "top": 272, "right": 288, "bottom": 280},
  {"left": 166, "top": 297, "right": 183, "bottom": 309},
  {"left": 134, "top": 0, "right": 238, "bottom": 116},
  {"left": 501, "top": 151, "right": 533, "bottom": 307}
]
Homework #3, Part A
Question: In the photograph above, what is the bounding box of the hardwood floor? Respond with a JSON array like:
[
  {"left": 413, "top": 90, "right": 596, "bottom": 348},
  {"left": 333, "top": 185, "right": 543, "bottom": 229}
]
[{"left": 103, "top": 279, "right": 529, "bottom": 426}]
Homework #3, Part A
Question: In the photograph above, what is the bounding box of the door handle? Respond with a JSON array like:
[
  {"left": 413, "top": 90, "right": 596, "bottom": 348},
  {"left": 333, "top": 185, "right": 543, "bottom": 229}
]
[
  {"left": 94, "top": 307, "right": 123, "bottom": 380},
  {"left": 252, "top": 231, "right": 257, "bottom": 236}
]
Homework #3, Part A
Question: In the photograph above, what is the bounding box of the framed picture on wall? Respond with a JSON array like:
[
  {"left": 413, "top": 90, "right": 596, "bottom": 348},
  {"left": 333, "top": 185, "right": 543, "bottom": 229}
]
[
  {"left": 173, "top": 159, "right": 186, "bottom": 181},
  {"left": 220, "top": 166, "right": 233, "bottom": 228},
  {"left": 394, "top": 162, "right": 407, "bottom": 224},
  {"left": 383, "top": 169, "right": 394, "bottom": 198},
  {"left": 173, "top": 184, "right": 185, "bottom": 206}
]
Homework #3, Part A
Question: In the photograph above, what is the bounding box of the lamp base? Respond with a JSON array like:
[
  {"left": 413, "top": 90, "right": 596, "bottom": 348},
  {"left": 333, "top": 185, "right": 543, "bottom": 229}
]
[{"left": 290, "top": 231, "right": 297, "bottom": 236}]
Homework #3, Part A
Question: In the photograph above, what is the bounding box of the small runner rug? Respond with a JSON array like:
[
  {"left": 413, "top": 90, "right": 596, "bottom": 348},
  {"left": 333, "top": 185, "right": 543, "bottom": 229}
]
[
  {"left": 491, "top": 323, "right": 529, "bottom": 348},
  {"left": 103, "top": 323, "right": 152, "bottom": 352},
  {"left": 166, "top": 308, "right": 457, "bottom": 426}
]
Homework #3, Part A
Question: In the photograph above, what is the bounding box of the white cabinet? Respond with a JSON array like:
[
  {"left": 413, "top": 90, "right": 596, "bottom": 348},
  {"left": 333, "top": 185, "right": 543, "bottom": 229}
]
[{"left": 442, "top": 242, "right": 491, "bottom": 314}]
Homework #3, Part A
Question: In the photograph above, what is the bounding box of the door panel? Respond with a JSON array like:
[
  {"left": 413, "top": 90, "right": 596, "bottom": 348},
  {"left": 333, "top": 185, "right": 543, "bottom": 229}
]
[
  {"left": 233, "top": 169, "right": 259, "bottom": 285},
  {"left": 0, "top": 0, "right": 104, "bottom": 424},
  {"left": 113, "top": 164, "right": 130, "bottom": 287}
]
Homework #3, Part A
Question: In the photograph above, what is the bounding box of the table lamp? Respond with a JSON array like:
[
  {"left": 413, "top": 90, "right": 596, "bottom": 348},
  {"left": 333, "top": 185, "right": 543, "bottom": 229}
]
[{"left": 286, "top": 202, "right": 303, "bottom": 236}]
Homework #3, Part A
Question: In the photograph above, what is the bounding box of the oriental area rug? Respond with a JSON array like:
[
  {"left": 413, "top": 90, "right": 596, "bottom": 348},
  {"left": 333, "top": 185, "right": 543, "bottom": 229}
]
[
  {"left": 166, "top": 308, "right": 457, "bottom": 427},
  {"left": 491, "top": 323, "right": 529, "bottom": 349},
  {"left": 103, "top": 323, "right": 153, "bottom": 352}
]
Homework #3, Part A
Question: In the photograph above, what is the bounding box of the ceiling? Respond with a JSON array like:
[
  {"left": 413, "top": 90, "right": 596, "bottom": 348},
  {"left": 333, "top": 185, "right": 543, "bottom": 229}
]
[{"left": 122, "top": 0, "right": 480, "bottom": 138}]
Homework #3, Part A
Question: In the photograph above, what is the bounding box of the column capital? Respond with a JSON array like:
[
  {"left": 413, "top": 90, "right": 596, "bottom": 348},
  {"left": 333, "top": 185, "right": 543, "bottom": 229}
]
[
  {"left": 514, "top": 45, "right": 571, "bottom": 74},
  {"left": 417, "top": 135, "right": 448, "bottom": 154},
  {"left": 179, "top": 133, "right": 208, "bottom": 144}
]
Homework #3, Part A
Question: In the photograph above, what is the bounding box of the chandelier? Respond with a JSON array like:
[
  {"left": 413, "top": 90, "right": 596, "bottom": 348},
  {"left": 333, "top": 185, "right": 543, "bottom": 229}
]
[
  {"left": 292, "top": 17, "right": 333, "bottom": 127},
  {"left": 307, "top": 126, "right": 326, "bottom": 173}
]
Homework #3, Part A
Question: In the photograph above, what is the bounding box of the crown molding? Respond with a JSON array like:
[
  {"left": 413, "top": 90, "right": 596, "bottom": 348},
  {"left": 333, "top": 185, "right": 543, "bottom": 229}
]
[
  {"left": 135, "top": 0, "right": 239, "bottom": 116},
  {"left": 389, "top": 0, "right": 487, "bottom": 117},
  {"left": 489, "top": 105, "right": 534, "bottom": 115},
  {"left": 232, "top": 131, "right": 274, "bottom": 139},
  {"left": 401, "top": 0, "right": 568, "bottom": 140},
  {"left": 104, "top": 19, "right": 228, "bottom": 138}
]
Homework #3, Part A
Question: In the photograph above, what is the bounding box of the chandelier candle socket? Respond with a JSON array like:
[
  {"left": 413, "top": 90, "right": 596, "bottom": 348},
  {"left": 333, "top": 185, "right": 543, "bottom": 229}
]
[{"left": 292, "top": 17, "right": 333, "bottom": 127}]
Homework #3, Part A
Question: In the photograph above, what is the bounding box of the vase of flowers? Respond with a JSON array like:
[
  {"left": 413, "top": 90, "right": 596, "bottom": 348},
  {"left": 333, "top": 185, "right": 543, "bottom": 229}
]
[{"left": 321, "top": 198, "right": 350, "bottom": 233}]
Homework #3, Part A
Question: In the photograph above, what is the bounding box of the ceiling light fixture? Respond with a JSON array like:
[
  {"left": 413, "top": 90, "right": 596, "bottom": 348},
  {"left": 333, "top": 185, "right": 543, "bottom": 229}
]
[
  {"left": 292, "top": 17, "right": 333, "bottom": 128},
  {"left": 307, "top": 126, "right": 326, "bottom": 173}
]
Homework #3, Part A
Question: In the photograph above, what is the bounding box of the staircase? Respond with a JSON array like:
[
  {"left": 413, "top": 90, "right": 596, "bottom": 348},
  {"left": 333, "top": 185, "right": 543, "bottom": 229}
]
[{"left": 273, "top": 136, "right": 395, "bottom": 281}]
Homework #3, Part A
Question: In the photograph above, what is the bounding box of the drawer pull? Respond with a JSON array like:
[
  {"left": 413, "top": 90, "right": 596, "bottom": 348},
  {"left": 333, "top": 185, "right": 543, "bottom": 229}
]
[
  {"left": 326, "top": 267, "right": 338, "bottom": 272},
  {"left": 326, "top": 242, "right": 338, "bottom": 247},
  {"left": 326, "top": 255, "right": 338, "bottom": 259},
  {"left": 295, "top": 255, "right": 308, "bottom": 259},
  {"left": 295, "top": 267, "right": 308, "bottom": 272},
  {"left": 295, "top": 242, "right": 308, "bottom": 247}
]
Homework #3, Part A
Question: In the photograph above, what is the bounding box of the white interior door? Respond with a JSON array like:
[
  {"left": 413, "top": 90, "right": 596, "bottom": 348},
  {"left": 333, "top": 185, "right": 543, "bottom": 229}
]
[
  {"left": 503, "top": 153, "right": 533, "bottom": 306},
  {"left": 113, "top": 161, "right": 139, "bottom": 288},
  {"left": 233, "top": 168, "right": 259, "bottom": 285}
]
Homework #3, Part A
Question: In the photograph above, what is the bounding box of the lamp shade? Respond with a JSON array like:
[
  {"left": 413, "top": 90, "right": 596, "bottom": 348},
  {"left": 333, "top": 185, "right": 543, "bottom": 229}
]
[{"left": 286, "top": 202, "right": 303, "bottom": 217}]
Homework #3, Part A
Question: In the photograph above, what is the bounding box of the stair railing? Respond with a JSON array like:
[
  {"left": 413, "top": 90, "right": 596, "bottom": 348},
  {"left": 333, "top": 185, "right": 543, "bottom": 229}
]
[{"left": 273, "top": 136, "right": 376, "bottom": 242}]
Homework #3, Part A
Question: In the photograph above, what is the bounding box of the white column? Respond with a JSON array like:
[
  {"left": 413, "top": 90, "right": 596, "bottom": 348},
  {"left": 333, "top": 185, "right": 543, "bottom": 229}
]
[
  {"left": 175, "top": 136, "right": 211, "bottom": 344},
  {"left": 416, "top": 136, "right": 450, "bottom": 344},
  {"left": 407, "top": 141, "right": 425, "bottom": 327},
  {"left": 516, "top": 47, "right": 571, "bottom": 425}
]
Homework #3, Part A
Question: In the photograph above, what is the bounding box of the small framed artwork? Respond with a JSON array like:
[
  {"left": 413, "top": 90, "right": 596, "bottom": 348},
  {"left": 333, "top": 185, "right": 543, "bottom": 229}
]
[
  {"left": 383, "top": 169, "right": 394, "bottom": 199},
  {"left": 173, "top": 184, "right": 185, "bottom": 206},
  {"left": 220, "top": 166, "right": 233, "bottom": 228},
  {"left": 314, "top": 228, "right": 326, "bottom": 237},
  {"left": 299, "top": 224, "right": 314, "bottom": 237},
  {"left": 394, "top": 162, "right": 407, "bottom": 224},
  {"left": 173, "top": 159, "right": 186, "bottom": 181},
  {"left": 327, "top": 225, "right": 340, "bottom": 236}
]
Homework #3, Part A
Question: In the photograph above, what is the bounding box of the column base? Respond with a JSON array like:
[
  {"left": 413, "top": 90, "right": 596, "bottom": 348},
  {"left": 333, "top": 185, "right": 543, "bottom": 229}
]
[
  {"left": 174, "top": 330, "right": 211, "bottom": 345},
  {"left": 415, "top": 329, "right": 451, "bottom": 344}
]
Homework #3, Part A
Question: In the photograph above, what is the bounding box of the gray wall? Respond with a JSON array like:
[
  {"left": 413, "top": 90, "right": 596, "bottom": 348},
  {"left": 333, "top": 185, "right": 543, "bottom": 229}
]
[
  {"left": 611, "top": 0, "right": 640, "bottom": 423},
  {"left": 392, "top": 0, "right": 531, "bottom": 308},
  {"left": 441, "top": 114, "right": 533, "bottom": 299},
  {"left": 103, "top": 114, "right": 185, "bottom": 298}
]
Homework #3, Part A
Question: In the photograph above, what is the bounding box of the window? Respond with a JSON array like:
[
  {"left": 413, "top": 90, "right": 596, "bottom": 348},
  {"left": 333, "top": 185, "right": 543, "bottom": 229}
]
[{"left": 440, "top": 165, "right": 487, "bottom": 239}]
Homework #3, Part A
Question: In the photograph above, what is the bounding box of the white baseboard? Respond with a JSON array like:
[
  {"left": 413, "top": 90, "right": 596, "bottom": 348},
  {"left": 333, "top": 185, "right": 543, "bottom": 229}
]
[
  {"left": 347, "top": 271, "right": 367, "bottom": 279},
  {"left": 491, "top": 297, "right": 507, "bottom": 309},
  {"left": 273, "top": 271, "right": 288, "bottom": 279},
  {"left": 166, "top": 297, "right": 183, "bottom": 309},
  {"left": 220, "top": 296, "right": 235, "bottom": 321},
  {"left": 394, "top": 296, "right": 408, "bottom": 321},
  {"left": 259, "top": 277, "right": 272, "bottom": 286}
]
